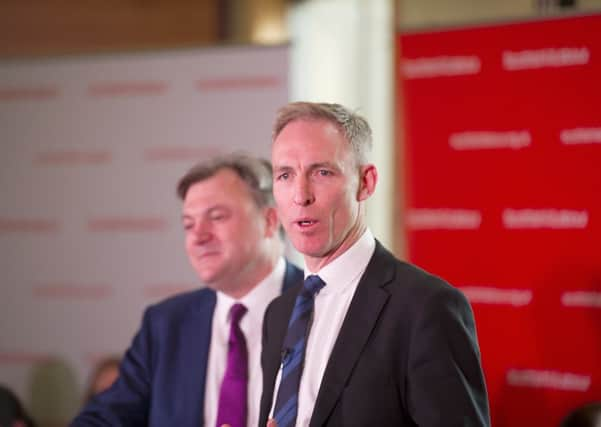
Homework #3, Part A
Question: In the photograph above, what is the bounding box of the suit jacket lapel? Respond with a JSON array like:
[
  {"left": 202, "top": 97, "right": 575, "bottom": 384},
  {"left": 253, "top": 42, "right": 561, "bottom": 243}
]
[
  {"left": 310, "top": 242, "right": 394, "bottom": 427},
  {"left": 178, "top": 290, "right": 216, "bottom": 426},
  {"left": 259, "top": 280, "right": 302, "bottom": 425},
  {"left": 263, "top": 261, "right": 302, "bottom": 401}
]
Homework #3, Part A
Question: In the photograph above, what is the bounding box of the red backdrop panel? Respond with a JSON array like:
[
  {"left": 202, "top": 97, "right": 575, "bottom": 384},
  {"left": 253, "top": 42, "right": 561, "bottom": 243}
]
[{"left": 398, "top": 14, "right": 601, "bottom": 427}]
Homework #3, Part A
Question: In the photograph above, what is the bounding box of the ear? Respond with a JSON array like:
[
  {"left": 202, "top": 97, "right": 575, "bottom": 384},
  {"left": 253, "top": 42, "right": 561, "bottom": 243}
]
[
  {"left": 357, "top": 164, "right": 377, "bottom": 201},
  {"left": 262, "top": 206, "right": 280, "bottom": 237}
]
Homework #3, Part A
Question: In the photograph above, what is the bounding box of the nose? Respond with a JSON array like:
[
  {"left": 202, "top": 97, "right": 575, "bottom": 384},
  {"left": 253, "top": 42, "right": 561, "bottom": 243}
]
[
  {"left": 190, "top": 220, "right": 212, "bottom": 244},
  {"left": 293, "top": 176, "right": 315, "bottom": 206}
]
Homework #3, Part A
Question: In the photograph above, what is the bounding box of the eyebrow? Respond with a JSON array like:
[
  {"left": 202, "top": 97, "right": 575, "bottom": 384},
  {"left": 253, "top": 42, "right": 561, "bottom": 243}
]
[
  {"left": 308, "top": 161, "right": 339, "bottom": 170},
  {"left": 274, "top": 161, "right": 340, "bottom": 172},
  {"left": 181, "top": 205, "right": 229, "bottom": 220},
  {"left": 273, "top": 164, "right": 293, "bottom": 173}
]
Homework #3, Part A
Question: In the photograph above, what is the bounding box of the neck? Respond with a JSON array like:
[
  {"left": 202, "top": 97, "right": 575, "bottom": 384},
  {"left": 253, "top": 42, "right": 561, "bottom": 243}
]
[{"left": 222, "top": 244, "right": 281, "bottom": 300}]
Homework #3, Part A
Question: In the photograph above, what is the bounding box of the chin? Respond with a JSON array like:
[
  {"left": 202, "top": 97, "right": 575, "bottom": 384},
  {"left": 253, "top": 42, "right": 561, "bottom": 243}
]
[
  {"left": 196, "top": 268, "right": 220, "bottom": 284},
  {"left": 293, "top": 240, "right": 327, "bottom": 258}
]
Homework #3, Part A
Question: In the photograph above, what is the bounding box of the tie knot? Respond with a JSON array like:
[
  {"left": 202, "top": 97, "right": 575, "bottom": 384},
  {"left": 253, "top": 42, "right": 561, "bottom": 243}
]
[
  {"left": 229, "top": 303, "right": 247, "bottom": 325},
  {"left": 302, "top": 275, "right": 325, "bottom": 298}
]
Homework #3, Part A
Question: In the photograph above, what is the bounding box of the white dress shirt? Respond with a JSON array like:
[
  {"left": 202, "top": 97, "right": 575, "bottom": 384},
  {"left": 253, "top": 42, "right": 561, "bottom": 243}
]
[
  {"left": 205, "top": 257, "right": 285, "bottom": 427},
  {"left": 270, "top": 230, "right": 376, "bottom": 426}
]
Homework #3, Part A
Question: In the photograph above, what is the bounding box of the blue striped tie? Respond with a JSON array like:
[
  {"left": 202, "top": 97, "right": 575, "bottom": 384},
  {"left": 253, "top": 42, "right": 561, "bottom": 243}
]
[{"left": 273, "top": 275, "right": 325, "bottom": 427}]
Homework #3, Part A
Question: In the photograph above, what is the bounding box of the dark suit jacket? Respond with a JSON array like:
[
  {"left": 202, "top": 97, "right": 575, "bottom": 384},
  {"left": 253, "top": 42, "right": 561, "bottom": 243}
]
[
  {"left": 72, "top": 261, "right": 302, "bottom": 427},
  {"left": 259, "top": 243, "right": 490, "bottom": 427}
]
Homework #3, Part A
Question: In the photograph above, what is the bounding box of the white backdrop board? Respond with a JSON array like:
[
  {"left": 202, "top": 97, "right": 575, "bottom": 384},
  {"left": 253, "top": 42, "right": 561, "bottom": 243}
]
[{"left": 0, "top": 45, "right": 288, "bottom": 421}]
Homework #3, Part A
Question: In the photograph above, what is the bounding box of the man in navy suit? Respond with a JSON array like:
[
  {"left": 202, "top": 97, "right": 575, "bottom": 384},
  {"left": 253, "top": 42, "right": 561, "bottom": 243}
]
[
  {"left": 259, "top": 102, "right": 490, "bottom": 426},
  {"left": 72, "top": 154, "right": 302, "bottom": 427}
]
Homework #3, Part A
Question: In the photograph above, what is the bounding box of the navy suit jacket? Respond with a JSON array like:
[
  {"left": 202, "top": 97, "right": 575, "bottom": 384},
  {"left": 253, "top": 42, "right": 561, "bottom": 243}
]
[
  {"left": 259, "top": 243, "right": 490, "bottom": 426},
  {"left": 72, "top": 261, "right": 302, "bottom": 427}
]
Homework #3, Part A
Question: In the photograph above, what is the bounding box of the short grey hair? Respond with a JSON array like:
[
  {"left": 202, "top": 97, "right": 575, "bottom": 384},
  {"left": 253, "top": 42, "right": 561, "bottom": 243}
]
[
  {"left": 272, "top": 101, "right": 372, "bottom": 165},
  {"left": 176, "top": 153, "right": 274, "bottom": 208}
]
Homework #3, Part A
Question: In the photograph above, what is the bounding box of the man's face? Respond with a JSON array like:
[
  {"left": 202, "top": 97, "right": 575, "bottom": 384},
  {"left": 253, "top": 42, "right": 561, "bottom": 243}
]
[
  {"left": 272, "top": 119, "right": 375, "bottom": 268},
  {"left": 182, "top": 168, "right": 272, "bottom": 292}
]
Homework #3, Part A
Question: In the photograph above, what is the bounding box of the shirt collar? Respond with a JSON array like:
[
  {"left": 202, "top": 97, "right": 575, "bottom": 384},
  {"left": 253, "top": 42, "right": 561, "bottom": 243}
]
[
  {"left": 304, "top": 229, "right": 376, "bottom": 296},
  {"left": 216, "top": 257, "right": 286, "bottom": 325}
]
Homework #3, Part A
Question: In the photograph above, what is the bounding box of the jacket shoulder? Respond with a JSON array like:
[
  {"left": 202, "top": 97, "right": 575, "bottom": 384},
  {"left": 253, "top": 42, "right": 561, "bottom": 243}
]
[
  {"left": 145, "top": 287, "right": 216, "bottom": 321},
  {"left": 372, "top": 241, "right": 467, "bottom": 303}
]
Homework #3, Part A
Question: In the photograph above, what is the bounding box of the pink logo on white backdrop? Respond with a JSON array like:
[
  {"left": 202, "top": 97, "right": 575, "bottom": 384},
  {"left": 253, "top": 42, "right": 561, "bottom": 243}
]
[{"left": 0, "top": 45, "right": 289, "bottom": 407}]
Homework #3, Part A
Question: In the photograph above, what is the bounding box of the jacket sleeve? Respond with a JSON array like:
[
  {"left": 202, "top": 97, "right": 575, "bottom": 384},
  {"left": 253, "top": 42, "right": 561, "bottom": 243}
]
[
  {"left": 406, "top": 285, "right": 491, "bottom": 427},
  {"left": 70, "top": 307, "right": 155, "bottom": 427}
]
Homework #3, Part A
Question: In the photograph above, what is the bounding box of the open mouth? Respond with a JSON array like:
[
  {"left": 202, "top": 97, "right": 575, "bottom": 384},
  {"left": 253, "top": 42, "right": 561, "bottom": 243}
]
[{"left": 297, "top": 219, "right": 317, "bottom": 227}]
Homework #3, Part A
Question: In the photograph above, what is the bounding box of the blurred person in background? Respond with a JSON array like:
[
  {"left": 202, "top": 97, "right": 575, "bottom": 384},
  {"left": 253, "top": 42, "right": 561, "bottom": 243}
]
[
  {"left": 82, "top": 356, "right": 120, "bottom": 405},
  {"left": 560, "top": 402, "right": 601, "bottom": 427},
  {"left": 0, "top": 384, "right": 37, "bottom": 427},
  {"left": 72, "top": 154, "right": 302, "bottom": 427}
]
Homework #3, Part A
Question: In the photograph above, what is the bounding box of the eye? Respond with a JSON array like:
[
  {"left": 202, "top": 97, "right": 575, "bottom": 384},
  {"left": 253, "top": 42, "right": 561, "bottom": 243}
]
[
  {"left": 209, "top": 209, "right": 229, "bottom": 221},
  {"left": 277, "top": 172, "right": 290, "bottom": 181},
  {"left": 317, "top": 169, "right": 332, "bottom": 176}
]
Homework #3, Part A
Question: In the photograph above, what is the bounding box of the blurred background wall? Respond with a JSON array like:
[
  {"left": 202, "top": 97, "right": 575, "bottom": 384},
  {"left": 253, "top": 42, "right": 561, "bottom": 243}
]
[{"left": 1, "top": 1, "right": 600, "bottom": 426}]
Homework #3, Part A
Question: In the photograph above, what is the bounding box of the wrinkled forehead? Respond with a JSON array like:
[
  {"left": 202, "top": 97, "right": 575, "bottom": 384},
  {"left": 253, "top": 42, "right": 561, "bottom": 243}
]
[
  {"left": 274, "top": 117, "right": 346, "bottom": 141},
  {"left": 274, "top": 118, "right": 351, "bottom": 150}
]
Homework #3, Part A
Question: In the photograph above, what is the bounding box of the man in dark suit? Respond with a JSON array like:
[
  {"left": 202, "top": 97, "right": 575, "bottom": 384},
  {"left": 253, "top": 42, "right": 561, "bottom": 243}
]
[
  {"left": 72, "top": 154, "right": 302, "bottom": 427},
  {"left": 259, "top": 102, "right": 490, "bottom": 427}
]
